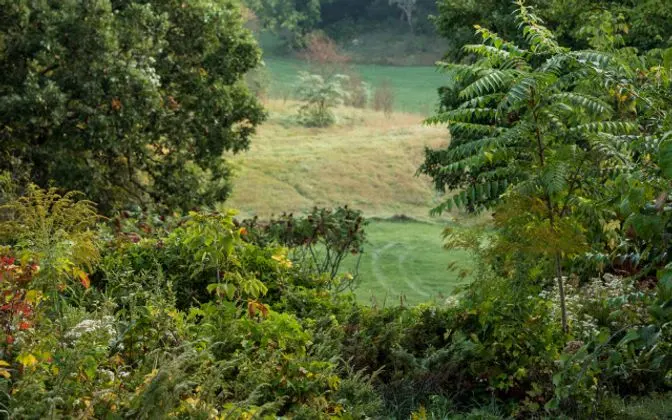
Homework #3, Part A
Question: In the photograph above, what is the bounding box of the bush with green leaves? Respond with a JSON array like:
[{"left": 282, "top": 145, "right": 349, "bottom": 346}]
[
  {"left": 295, "top": 71, "right": 350, "bottom": 127},
  {"left": 239, "top": 206, "right": 367, "bottom": 292},
  {"left": 0, "top": 185, "right": 383, "bottom": 418},
  {"left": 420, "top": 1, "right": 644, "bottom": 331}
]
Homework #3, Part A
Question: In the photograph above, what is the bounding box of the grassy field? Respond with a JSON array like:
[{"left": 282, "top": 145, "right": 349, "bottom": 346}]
[
  {"left": 226, "top": 100, "right": 449, "bottom": 220},
  {"left": 344, "top": 220, "right": 473, "bottom": 305},
  {"left": 226, "top": 100, "right": 477, "bottom": 305},
  {"left": 262, "top": 57, "right": 446, "bottom": 114}
]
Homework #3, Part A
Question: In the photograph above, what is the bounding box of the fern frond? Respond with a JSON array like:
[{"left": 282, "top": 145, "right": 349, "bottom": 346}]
[
  {"left": 449, "top": 122, "right": 501, "bottom": 138},
  {"left": 540, "top": 161, "right": 569, "bottom": 194},
  {"left": 426, "top": 108, "right": 497, "bottom": 125},
  {"left": 572, "top": 51, "right": 616, "bottom": 69},
  {"left": 459, "top": 69, "right": 517, "bottom": 100},
  {"left": 498, "top": 76, "right": 537, "bottom": 112},
  {"left": 443, "top": 135, "right": 509, "bottom": 161},
  {"left": 588, "top": 133, "right": 634, "bottom": 167},
  {"left": 437, "top": 155, "right": 484, "bottom": 175},
  {"left": 540, "top": 54, "right": 571, "bottom": 73},
  {"left": 459, "top": 93, "right": 506, "bottom": 109},
  {"left": 463, "top": 44, "right": 513, "bottom": 61},
  {"left": 550, "top": 93, "right": 613, "bottom": 117},
  {"left": 514, "top": 1, "right": 563, "bottom": 55},
  {"left": 570, "top": 121, "right": 636, "bottom": 135},
  {"left": 538, "top": 109, "right": 566, "bottom": 131},
  {"left": 473, "top": 24, "right": 527, "bottom": 56}
]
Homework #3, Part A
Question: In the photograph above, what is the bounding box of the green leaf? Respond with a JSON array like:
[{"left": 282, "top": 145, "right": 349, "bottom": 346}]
[{"left": 658, "top": 135, "right": 672, "bottom": 179}]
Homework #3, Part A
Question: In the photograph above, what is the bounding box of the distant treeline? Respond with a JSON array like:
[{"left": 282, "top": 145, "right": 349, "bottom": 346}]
[
  {"left": 245, "top": 0, "right": 438, "bottom": 47},
  {"left": 247, "top": 0, "right": 671, "bottom": 54}
]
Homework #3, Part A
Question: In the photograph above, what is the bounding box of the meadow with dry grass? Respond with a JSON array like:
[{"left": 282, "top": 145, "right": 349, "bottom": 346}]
[{"left": 227, "top": 100, "right": 449, "bottom": 220}]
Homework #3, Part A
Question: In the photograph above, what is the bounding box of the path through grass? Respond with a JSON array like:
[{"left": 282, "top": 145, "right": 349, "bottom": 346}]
[
  {"left": 346, "top": 220, "right": 472, "bottom": 305},
  {"left": 225, "top": 101, "right": 475, "bottom": 305}
]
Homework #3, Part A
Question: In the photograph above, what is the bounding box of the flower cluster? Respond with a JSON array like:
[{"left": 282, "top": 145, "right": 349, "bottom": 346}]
[
  {"left": 540, "top": 274, "right": 642, "bottom": 341},
  {"left": 65, "top": 316, "right": 117, "bottom": 347}
]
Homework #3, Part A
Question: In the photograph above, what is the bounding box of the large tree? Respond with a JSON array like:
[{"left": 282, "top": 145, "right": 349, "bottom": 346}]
[
  {"left": 420, "top": 2, "right": 638, "bottom": 331},
  {"left": 0, "top": 0, "right": 265, "bottom": 213}
]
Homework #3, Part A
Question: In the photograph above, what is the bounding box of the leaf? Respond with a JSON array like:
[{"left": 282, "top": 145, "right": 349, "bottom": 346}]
[
  {"left": 17, "top": 353, "right": 38, "bottom": 368},
  {"left": 618, "top": 329, "right": 640, "bottom": 346},
  {"left": 207, "top": 283, "right": 236, "bottom": 300},
  {"left": 78, "top": 271, "right": 90, "bottom": 289},
  {"left": 658, "top": 136, "right": 672, "bottom": 179},
  {"left": 24, "top": 290, "right": 42, "bottom": 305}
]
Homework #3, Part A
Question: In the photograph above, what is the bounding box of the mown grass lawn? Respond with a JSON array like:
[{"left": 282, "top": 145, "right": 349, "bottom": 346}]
[
  {"left": 346, "top": 220, "right": 473, "bottom": 306},
  {"left": 262, "top": 57, "right": 446, "bottom": 114}
]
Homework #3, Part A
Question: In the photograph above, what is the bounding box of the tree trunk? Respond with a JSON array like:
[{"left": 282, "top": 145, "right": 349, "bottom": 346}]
[
  {"left": 405, "top": 9, "right": 413, "bottom": 34},
  {"left": 555, "top": 252, "right": 568, "bottom": 332},
  {"left": 532, "top": 105, "right": 569, "bottom": 333}
]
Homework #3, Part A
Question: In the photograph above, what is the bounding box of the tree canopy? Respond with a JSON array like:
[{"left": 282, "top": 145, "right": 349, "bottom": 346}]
[
  {"left": 0, "top": 0, "right": 265, "bottom": 213},
  {"left": 435, "top": 0, "right": 672, "bottom": 57}
]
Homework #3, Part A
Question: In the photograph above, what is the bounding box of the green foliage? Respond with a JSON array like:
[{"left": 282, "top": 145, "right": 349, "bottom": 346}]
[
  {"left": 434, "top": 0, "right": 672, "bottom": 57},
  {"left": 295, "top": 71, "right": 350, "bottom": 126},
  {"left": 433, "top": 0, "right": 519, "bottom": 58},
  {"left": 0, "top": 0, "right": 265, "bottom": 213},
  {"left": 421, "top": 2, "right": 643, "bottom": 331},
  {"left": 1, "top": 179, "right": 671, "bottom": 418},
  {"left": 101, "top": 211, "right": 291, "bottom": 310},
  {"left": 240, "top": 206, "right": 367, "bottom": 292},
  {"left": 0, "top": 186, "right": 382, "bottom": 418},
  {"left": 550, "top": 270, "right": 672, "bottom": 415},
  {"left": 538, "top": 0, "right": 672, "bottom": 52},
  {"left": 0, "top": 184, "right": 99, "bottom": 293},
  {"left": 245, "top": 0, "right": 323, "bottom": 48},
  {"left": 422, "top": 5, "right": 634, "bottom": 215}
]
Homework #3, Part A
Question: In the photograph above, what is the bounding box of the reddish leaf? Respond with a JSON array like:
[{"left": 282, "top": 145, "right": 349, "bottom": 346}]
[{"left": 78, "top": 272, "right": 91, "bottom": 289}]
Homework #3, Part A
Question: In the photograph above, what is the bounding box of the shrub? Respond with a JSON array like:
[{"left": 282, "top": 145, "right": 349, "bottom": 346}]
[
  {"left": 239, "top": 206, "right": 367, "bottom": 292},
  {"left": 295, "top": 72, "right": 350, "bottom": 127},
  {"left": 343, "top": 73, "right": 371, "bottom": 109},
  {"left": 0, "top": 186, "right": 383, "bottom": 418},
  {"left": 372, "top": 80, "right": 395, "bottom": 116},
  {"left": 300, "top": 31, "right": 351, "bottom": 76}
]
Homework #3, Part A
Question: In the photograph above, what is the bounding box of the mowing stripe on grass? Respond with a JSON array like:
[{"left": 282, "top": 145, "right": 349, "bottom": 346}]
[{"left": 397, "top": 245, "right": 431, "bottom": 299}]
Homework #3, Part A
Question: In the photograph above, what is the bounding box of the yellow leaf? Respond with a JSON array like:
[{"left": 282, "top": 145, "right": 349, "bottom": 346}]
[
  {"left": 24, "top": 290, "right": 43, "bottom": 305},
  {"left": 603, "top": 220, "right": 621, "bottom": 232},
  {"left": 17, "top": 353, "right": 38, "bottom": 368},
  {"left": 0, "top": 360, "right": 10, "bottom": 367},
  {"left": 0, "top": 370, "right": 10, "bottom": 379}
]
